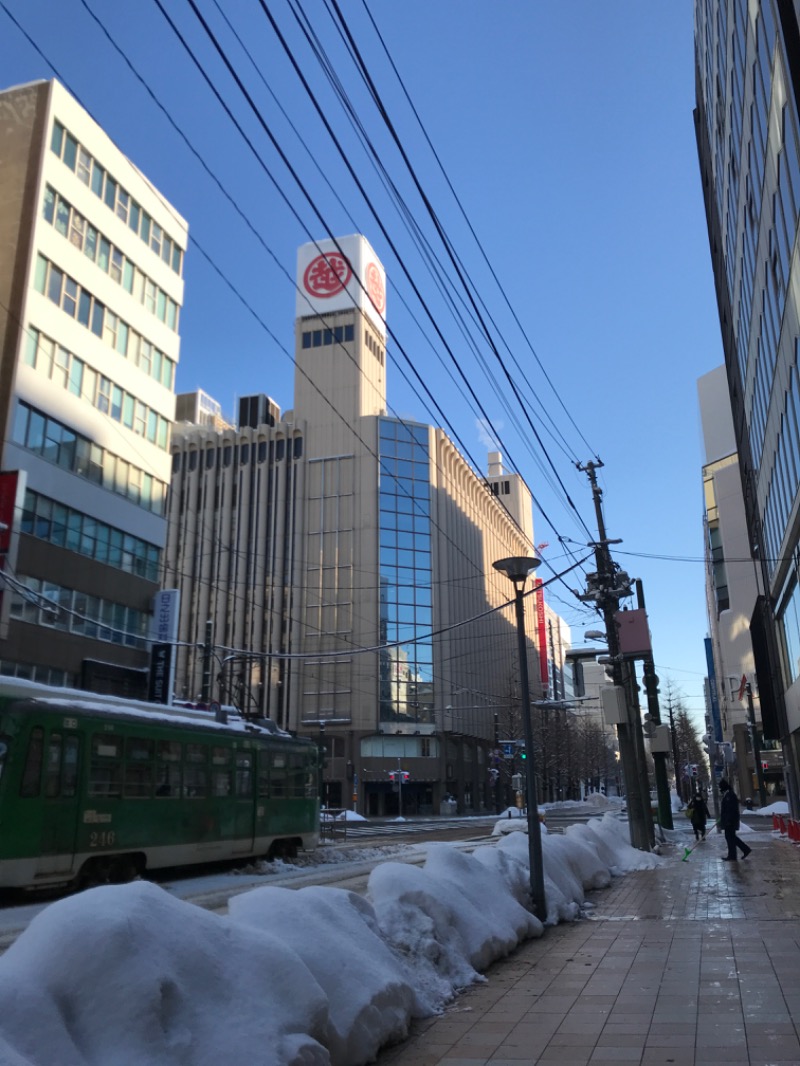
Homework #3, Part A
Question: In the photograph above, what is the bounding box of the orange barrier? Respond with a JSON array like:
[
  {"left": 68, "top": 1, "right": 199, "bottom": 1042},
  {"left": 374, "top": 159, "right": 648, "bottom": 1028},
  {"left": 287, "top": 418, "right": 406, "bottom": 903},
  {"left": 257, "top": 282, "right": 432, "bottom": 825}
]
[{"left": 773, "top": 814, "right": 781, "bottom": 832}]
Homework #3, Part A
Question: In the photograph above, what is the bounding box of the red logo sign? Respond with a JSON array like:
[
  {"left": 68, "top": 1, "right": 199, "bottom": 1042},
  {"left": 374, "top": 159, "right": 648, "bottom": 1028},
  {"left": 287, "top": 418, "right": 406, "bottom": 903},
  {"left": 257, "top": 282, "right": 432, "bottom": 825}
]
[
  {"left": 303, "top": 252, "right": 352, "bottom": 298},
  {"left": 365, "top": 261, "right": 385, "bottom": 314}
]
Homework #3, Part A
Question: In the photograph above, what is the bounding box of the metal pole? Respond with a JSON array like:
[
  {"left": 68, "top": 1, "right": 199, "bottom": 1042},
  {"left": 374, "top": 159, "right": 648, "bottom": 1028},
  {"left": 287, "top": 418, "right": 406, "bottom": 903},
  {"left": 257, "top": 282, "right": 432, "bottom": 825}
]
[
  {"left": 746, "top": 683, "right": 768, "bottom": 807},
  {"left": 512, "top": 583, "right": 547, "bottom": 922}
]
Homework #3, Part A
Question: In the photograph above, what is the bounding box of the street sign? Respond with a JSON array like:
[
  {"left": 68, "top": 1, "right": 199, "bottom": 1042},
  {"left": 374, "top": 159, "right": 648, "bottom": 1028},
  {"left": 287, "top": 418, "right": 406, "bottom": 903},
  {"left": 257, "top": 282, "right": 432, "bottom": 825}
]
[{"left": 502, "top": 743, "right": 515, "bottom": 758}]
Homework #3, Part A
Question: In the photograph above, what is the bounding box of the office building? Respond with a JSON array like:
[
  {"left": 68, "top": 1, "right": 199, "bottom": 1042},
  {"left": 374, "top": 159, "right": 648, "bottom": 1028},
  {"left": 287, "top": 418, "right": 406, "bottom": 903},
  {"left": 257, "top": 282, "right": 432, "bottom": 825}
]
[
  {"left": 694, "top": 1, "right": 800, "bottom": 806},
  {"left": 699, "top": 366, "right": 783, "bottom": 797},
  {"left": 0, "top": 79, "right": 186, "bottom": 692},
  {"left": 166, "top": 235, "right": 563, "bottom": 814}
]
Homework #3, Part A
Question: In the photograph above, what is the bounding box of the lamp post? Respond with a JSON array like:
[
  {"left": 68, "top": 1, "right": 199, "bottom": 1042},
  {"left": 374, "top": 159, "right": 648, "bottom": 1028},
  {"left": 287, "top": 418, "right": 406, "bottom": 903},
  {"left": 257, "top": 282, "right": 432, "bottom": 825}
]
[{"left": 493, "top": 555, "right": 547, "bottom": 922}]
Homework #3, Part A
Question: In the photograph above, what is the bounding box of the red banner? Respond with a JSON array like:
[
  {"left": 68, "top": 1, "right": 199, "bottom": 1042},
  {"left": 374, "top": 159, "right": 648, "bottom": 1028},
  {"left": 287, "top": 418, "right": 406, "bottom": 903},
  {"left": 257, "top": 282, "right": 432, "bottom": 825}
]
[
  {"left": 0, "top": 471, "right": 18, "bottom": 555},
  {"left": 534, "top": 578, "right": 548, "bottom": 691}
]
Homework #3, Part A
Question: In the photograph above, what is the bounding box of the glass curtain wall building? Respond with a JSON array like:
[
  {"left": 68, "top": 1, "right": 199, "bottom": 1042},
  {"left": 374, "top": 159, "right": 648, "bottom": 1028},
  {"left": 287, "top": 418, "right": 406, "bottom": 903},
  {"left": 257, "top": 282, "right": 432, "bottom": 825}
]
[
  {"left": 378, "top": 417, "right": 434, "bottom": 729},
  {"left": 694, "top": 0, "right": 800, "bottom": 808}
]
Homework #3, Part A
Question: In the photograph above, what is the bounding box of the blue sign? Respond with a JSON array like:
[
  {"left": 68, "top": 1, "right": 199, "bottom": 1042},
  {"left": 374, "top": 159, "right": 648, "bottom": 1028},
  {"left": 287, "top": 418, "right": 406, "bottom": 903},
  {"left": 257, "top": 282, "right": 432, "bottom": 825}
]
[{"left": 502, "top": 743, "right": 515, "bottom": 758}]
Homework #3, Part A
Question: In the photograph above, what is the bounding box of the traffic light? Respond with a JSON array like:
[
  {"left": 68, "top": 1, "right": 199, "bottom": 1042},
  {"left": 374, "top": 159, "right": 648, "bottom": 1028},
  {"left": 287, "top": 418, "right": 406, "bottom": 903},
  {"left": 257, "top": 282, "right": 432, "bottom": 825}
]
[
  {"left": 642, "top": 713, "right": 656, "bottom": 739},
  {"left": 401, "top": 771, "right": 410, "bottom": 782},
  {"left": 519, "top": 745, "right": 527, "bottom": 761},
  {"left": 388, "top": 771, "right": 396, "bottom": 782}
]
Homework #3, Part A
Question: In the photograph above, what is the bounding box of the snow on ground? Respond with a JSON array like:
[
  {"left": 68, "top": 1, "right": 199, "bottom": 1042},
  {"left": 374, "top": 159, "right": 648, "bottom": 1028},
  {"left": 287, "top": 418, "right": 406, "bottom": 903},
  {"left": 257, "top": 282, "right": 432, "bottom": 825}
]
[{"left": 0, "top": 809, "right": 667, "bottom": 1066}]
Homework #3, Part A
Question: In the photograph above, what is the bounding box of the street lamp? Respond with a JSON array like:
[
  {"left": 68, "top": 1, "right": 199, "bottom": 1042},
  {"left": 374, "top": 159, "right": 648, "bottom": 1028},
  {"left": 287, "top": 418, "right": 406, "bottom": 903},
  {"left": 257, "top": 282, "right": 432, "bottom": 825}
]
[{"left": 493, "top": 555, "right": 547, "bottom": 922}]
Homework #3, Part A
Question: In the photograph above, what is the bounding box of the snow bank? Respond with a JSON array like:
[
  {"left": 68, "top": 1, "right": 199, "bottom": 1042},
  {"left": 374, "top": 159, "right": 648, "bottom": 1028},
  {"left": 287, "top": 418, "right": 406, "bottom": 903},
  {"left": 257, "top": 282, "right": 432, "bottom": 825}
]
[{"left": 0, "top": 812, "right": 665, "bottom": 1066}]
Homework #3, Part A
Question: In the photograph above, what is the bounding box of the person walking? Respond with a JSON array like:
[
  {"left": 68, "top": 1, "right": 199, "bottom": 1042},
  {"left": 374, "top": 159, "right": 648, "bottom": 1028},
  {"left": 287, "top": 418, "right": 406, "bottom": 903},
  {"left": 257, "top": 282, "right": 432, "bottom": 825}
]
[
  {"left": 688, "top": 792, "right": 710, "bottom": 841},
  {"left": 718, "top": 778, "right": 751, "bottom": 861}
]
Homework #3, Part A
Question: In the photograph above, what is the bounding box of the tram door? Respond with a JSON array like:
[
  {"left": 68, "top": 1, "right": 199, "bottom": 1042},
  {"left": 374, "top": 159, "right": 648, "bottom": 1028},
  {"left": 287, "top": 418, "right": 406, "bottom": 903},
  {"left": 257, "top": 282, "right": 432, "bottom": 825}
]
[{"left": 37, "top": 726, "right": 81, "bottom": 876}]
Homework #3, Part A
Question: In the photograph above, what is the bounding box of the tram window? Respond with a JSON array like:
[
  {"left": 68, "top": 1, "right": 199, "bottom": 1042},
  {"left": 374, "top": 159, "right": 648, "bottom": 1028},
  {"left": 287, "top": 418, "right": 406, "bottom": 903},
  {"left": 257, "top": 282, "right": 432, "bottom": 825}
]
[
  {"left": 127, "top": 737, "right": 154, "bottom": 761},
  {"left": 270, "top": 751, "right": 286, "bottom": 798},
  {"left": 184, "top": 765, "right": 207, "bottom": 797},
  {"left": 156, "top": 740, "right": 181, "bottom": 797},
  {"left": 62, "top": 736, "right": 79, "bottom": 797},
  {"left": 21, "top": 727, "right": 44, "bottom": 797},
  {"left": 89, "top": 734, "right": 122, "bottom": 797},
  {"left": 289, "top": 753, "right": 306, "bottom": 798},
  {"left": 212, "top": 770, "right": 231, "bottom": 797},
  {"left": 45, "top": 733, "right": 63, "bottom": 798},
  {"left": 185, "top": 743, "right": 206, "bottom": 763},
  {"left": 158, "top": 740, "right": 181, "bottom": 762},
  {"left": 257, "top": 762, "right": 269, "bottom": 798},
  {"left": 155, "top": 763, "right": 181, "bottom": 797},
  {"left": 235, "top": 752, "right": 252, "bottom": 796},
  {"left": 211, "top": 746, "right": 230, "bottom": 767},
  {"left": 124, "top": 737, "right": 153, "bottom": 798},
  {"left": 0, "top": 738, "right": 8, "bottom": 784}
]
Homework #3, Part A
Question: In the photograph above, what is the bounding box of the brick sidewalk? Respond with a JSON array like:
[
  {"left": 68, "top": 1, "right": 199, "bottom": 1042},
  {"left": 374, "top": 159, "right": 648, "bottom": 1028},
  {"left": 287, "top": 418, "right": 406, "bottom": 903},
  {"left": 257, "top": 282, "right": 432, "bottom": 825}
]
[{"left": 376, "top": 827, "right": 800, "bottom": 1066}]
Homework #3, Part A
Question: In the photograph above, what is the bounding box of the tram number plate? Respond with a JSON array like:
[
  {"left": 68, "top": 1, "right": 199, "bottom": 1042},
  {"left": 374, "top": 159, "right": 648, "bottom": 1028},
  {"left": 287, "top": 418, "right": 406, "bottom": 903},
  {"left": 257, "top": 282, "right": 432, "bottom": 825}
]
[{"left": 89, "top": 831, "right": 116, "bottom": 848}]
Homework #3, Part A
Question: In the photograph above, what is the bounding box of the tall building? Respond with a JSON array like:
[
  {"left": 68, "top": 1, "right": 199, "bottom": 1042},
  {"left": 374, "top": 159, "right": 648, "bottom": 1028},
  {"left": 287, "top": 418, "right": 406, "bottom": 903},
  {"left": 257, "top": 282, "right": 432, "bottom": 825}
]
[
  {"left": 166, "top": 235, "right": 563, "bottom": 815},
  {"left": 699, "top": 366, "right": 783, "bottom": 797},
  {"left": 694, "top": 1, "right": 800, "bottom": 809},
  {"left": 0, "top": 79, "right": 186, "bottom": 692}
]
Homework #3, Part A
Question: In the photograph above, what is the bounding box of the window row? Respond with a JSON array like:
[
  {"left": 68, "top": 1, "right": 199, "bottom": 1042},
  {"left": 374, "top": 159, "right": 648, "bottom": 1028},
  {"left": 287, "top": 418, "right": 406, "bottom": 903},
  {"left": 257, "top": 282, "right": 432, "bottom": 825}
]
[
  {"left": 24, "top": 328, "right": 171, "bottom": 452},
  {"left": 365, "top": 329, "right": 385, "bottom": 365},
  {"left": 13, "top": 402, "right": 168, "bottom": 516},
  {"left": 44, "top": 187, "right": 180, "bottom": 332},
  {"left": 22, "top": 489, "right": 161, "bottom": 582},
  {"left": 9, "top": 576, "right": 148, "bottom": 649},
  {"left": 21, "top": 729, "right": 313, "bottom": 802},
  {"left": 379, "top": 456, "right": 430, "bottom": 482},
  {"left": 301, "top": 324, "right": 355, "bottom": 348},
  {"left": 51, "top": 121, "right": 184, "bottom": 276},
  {"left": 0, "top": 660, "right": 72, "bottom": 688},
  {"left": 171, "top": 436, "right": 302, "bottom": 474},
  {"left": 379, "top": 418, "right": 429, "bottom": 449},
  {"left": 34, "top": 256, "right": 176, "bottom": 390}
]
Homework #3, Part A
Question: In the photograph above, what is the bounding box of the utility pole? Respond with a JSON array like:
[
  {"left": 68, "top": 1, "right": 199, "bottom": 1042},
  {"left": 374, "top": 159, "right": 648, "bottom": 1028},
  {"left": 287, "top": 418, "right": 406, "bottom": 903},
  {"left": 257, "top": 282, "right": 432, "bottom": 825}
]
[
  {"left": 745, "top": 682, "right": 768, "bottom": 807},
  {"left": 636, "top": 579, "right": 673, "bottom": 830},
  {"left": 578, "top": 461, "right": 652, "bottom": 851},
  {"left": 665, "top": 691, "right": 682, "bottom": 802},
  {"left": 201, "top": 619, "right": 213, "bottom": 704}
]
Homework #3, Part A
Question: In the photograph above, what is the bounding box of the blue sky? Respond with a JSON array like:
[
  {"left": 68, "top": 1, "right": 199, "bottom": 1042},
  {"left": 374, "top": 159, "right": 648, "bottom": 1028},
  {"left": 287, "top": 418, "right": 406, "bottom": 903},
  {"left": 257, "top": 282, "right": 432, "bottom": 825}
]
[{"left": 0, "top": 1, "right": 720, "bottom": 726}]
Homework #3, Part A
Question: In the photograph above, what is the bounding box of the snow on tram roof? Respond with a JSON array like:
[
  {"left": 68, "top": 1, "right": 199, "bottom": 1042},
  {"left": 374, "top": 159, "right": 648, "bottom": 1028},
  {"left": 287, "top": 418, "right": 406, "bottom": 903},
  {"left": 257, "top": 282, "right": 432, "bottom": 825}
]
[{"left": 0, "top": 677, "right": 295, "bottom": 740}]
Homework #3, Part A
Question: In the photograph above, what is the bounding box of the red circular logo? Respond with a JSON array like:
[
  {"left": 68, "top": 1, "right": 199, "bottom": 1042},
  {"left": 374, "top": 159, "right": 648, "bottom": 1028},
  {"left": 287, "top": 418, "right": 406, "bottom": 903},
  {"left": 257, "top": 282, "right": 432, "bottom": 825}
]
[
  {"left": 366, "top": 261, "right": 385, "bottom": 314},
  {"left": 303, "top": 252, "right": 352, "bottom": 298}
]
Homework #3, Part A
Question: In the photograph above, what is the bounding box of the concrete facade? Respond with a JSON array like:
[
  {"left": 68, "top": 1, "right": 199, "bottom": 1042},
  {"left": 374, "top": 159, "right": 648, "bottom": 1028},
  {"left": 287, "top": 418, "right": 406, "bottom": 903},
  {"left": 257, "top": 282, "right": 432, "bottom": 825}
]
[
  {"left": 165, "top": 235, "right": 568, "bottom": 815},
  {"left": 0, "top": 79, "right": 186, "bottom": 692}
]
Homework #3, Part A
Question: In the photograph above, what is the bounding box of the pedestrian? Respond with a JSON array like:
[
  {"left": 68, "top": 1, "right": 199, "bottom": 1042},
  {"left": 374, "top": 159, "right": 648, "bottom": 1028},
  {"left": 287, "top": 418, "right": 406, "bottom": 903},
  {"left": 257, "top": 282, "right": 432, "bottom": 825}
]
[
  {"left": 718, "top": 779, "right": 751, "bottom": 861},
  {"left": 688, "top": 792, "right": 710, "bottom": 841}
]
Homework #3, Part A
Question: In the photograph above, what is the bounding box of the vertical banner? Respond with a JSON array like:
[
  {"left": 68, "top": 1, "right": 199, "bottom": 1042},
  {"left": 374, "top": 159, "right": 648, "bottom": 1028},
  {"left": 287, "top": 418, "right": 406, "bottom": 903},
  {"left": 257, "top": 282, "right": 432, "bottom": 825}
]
[
  {"left": 148, "top": 590, "right": 180, "bottom": 705},
  {"left": 0, "top": 470, "right": 26, "bottom": 639},
  {"left": 534, "top": 578, "right": 548, "bottom": 693}
]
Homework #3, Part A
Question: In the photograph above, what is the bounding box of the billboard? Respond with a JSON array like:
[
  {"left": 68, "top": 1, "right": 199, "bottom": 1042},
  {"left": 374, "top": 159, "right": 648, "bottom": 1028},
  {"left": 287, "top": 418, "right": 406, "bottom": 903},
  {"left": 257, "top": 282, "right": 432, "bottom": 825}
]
[{"left": 296, "top": 234, "right": 386, "bottom": 334}]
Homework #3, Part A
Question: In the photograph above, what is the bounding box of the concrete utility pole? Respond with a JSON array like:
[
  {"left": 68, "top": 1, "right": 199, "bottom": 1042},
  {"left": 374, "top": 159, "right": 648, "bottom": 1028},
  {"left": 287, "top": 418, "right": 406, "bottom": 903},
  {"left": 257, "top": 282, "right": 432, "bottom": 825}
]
[
  {"left": 636, "top": 579, "right": 673, "bottom": 830},
  {"left": 578, "top": 461, "right": 652, "bottom": 851}
]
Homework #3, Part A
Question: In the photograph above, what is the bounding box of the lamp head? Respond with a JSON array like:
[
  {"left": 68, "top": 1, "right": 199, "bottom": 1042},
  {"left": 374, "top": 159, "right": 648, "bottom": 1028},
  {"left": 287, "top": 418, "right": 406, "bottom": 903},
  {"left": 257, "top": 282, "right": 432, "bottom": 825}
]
[{"left": 493, "top": 556, "right": 541, "bottom": 584}]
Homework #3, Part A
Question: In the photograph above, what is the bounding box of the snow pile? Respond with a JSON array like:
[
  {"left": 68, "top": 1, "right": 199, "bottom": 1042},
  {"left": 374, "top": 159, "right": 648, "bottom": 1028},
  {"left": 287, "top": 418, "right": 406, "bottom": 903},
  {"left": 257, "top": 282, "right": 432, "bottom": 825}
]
[{"left": 0, "top": 812, "right": 663, "bottom": 1066}]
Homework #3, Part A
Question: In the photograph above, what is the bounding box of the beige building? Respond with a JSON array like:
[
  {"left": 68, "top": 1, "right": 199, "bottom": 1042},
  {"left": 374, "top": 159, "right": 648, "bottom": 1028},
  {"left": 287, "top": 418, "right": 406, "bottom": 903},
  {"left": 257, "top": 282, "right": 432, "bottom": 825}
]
[
  {"left": 166, "top": 235, "right": 564, "bottom": 814},
  {"left": 0, "top": 79, "right": 186, "bottom": 691}
]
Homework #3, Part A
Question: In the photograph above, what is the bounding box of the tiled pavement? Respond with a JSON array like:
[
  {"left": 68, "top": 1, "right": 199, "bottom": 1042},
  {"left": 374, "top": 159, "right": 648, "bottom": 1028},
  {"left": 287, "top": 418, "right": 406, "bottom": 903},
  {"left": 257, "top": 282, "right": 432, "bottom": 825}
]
[{"left": 376, "top": 823, "right": 800, "bottom": 1066}]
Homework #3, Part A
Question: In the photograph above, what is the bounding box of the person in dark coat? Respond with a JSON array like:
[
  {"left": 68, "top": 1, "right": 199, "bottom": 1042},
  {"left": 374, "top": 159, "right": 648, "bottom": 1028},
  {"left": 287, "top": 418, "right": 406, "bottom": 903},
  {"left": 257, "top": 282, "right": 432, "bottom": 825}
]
[
  {"left": 688, "top": 792, "right": 710, "bottom": 841},
  {"left": 718, "top": 779, "right": 751, "bottom": 861}
]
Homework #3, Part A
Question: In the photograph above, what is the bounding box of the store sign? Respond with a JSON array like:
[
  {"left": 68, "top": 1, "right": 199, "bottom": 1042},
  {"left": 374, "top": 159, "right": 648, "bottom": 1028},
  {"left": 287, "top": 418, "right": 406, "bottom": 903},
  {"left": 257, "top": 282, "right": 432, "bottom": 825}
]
[{"left": 296, "top": 234, "right": 386, "bottom": 332}]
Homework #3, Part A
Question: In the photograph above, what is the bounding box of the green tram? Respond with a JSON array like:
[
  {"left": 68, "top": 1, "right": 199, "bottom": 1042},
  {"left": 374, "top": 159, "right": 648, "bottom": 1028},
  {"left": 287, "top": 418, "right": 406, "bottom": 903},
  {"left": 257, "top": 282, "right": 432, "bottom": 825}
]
[{"left": 0, "top": 678, "right": 320, "bottom": 891}]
